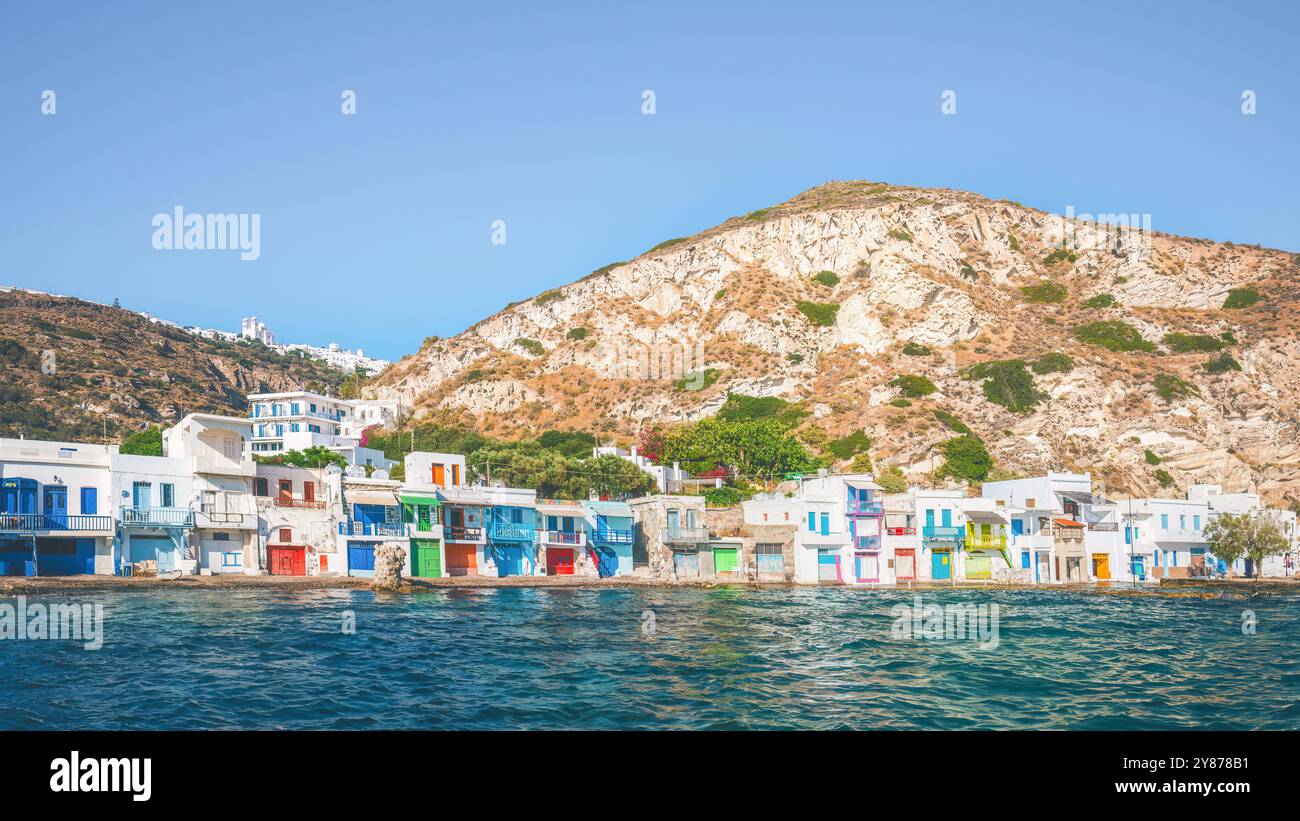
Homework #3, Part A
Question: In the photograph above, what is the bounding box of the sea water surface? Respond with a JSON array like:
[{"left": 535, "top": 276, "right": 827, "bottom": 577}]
[{"left": 2, "top": 586, "right": 1297, "bottom": 730}]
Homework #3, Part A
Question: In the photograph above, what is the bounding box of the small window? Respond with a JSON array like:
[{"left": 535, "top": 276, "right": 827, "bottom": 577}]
[
  {"left": 279, "top": 527, "right": 292, "bottom": 542},
  {"left": 212, "top": 532, "right": 231, "bottom": 541},
  {"left": 1025, "top": 498, "right": 1036, "bottom": 509},
  {"left": 254, "top": 478, "right": 269, "bottom": 497},
  {"left": 222, "top": 551, "right": 241, "bottom": 567},
  {"left": 80, "top": 487, "right": 97, "bottom": 515},
  {"left": 161, "top": 483, "right": 174, "bottom": 507}
]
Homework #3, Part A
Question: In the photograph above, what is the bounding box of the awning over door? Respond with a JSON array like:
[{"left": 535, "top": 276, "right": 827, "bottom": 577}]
[
  {"left": 348, "top": 490, "right": 399, "bottom": 506},
  {"left": 965, "top": 509, "right": 1008, "bottom": 525}
]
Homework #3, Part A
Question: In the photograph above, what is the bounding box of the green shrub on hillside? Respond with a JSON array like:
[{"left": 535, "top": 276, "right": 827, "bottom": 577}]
[
  {"left": 826, "top": 429, "right": 872, "bottom": 461},
  {"left": 966, "top": 359, "right": 1044, "bottom": 413},
  {"left": 795, "top": 300, "right": 840, "bottom": 327},
  {"left": 1155, "top": 468, "right": 1175, "bottom": 488},
  {"left": 1145, "top": 449, "right": 1162, "bottom": 465},
  {"left": 889, "top": 398, "right": 912, "bottom": 407},
  {"left": 888, "top": 227, "right": 913, "bottom": 243},
  {"left": 1203, "top": 352, "right": 1242, "bottom": 374},
  {"left": 1163, "top": 332, "right": 1225, "bottom": 353},
  {"left": 515, "top": 338, "right": 545, "bottom": 356},
  {"left": 1222, "top": 287, "right": 1261, "bottom": 309},
  {"left": 1073, "top": 321, "right": 1156, "bottom": 352},
  {"left": 939, "top": 435, "right": 993, "bottom": 482},
  {"left": 1042, "top": 248, "right": 1078, "bottom": 266},
  {"left": 716, "top": 393, "right": 805, "bottom": 425},
  {"left": 1031, "top": 352, "right": 1074, "bottom": 374},
  {"left": 1153, "top": 372, "right": 1199, "bottom": 403},
  {"left": 1019, "top": 281, "right": 1068, "bottom": 303},
  {"left": 891, "top": 374, "right": 937, "bottom": 397},
  {"left": 648, "top": 237, "right": 687, "bottom": 253},
  {"left": 902, "top": 341, "right": 932, "bottom": 357},
  {"left": 566, "top": 327, "right": 588, "bottom": 341},
  {"left": 535, "top": 289, "right": 564, "bottom": 304},
  {"left": 812, "top": 270, "right": 840, "bottom": 287},
  {"left": 675, "top": 368, "right": 722, "bottom": 391},
  {"left": 1083, "top": 293, "right": 1116, "bottom": 308},
  {"left": 932, "top": 408, "right": 970, "bottom": 434}
]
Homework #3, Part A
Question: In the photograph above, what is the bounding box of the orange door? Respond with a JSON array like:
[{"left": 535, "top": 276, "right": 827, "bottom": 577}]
[
  {"left": 432, "top": 464, "right": 446, "bottom": 486},
  {"left": 446, "top": 544, "right": 477, "bottom": 576}
]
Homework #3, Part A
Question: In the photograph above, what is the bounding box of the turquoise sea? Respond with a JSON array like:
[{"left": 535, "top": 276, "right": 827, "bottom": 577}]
[{"left": 2, "top": 586, "right": 1296, "bottom": 730}]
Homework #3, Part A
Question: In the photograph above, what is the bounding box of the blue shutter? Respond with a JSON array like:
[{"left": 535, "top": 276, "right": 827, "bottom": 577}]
[
  {"left": 80, "top": 487, "right": 97, "bottom": 515},
  {"left": 820, "top": 512, "right": 829, "bottom": 535},
  {"left": 807, "top": 512, "right": 816, "bottom": 531}
]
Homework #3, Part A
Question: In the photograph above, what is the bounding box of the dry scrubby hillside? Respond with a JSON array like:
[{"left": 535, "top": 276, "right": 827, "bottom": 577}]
[
  {"left": 369, "top": 181, "right": 1300, "bottom": 504},
  {"left": 0, "top": 289, "right": 357, "bottom": 441}
]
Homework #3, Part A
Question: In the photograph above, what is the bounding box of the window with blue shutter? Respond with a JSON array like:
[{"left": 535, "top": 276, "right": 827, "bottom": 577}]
[
  {"left": 807, "top": 512, "right": 816, "bottom": 531},
  {"left": 80, "top": 487, "right": 97, "bottom": 515}
]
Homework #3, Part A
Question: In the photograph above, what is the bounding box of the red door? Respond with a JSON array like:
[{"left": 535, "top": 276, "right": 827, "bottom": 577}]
[
  {"left": 547, "top": 548, "right": 575, "bottom": 575},
  {"left": 446, "top": 544, "right": 477, "bottom": 576},
  {"left": 269, "top": 546, "right": 306, "bottom": 576}
]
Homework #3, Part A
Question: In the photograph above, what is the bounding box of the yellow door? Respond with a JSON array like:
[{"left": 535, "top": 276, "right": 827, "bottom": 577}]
[{"left": 1092, "top": 553, "right": 1111, "bottom": 580}]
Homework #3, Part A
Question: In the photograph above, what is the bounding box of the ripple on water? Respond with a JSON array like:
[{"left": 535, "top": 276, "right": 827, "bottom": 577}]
[{"left": 0, "top": 586, "right": 1296, "bottom": 730}]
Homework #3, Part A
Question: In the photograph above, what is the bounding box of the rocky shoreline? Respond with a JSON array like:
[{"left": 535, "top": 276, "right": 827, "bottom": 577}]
[{"left": 1, "top": 574, "right": 1294, "bottom": 595}]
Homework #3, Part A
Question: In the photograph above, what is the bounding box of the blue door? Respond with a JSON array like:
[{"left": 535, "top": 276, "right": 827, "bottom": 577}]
[
  {"left": 129, "top": 535, "right": 175, "bottom": 571},
  {"left": 496, "top": 546, "right": 524, "bottom": 576},
  {"left": 1011, "top": 518, "right": 1024, "bottom": 537},
  {"left": 931, "top": 550, "right": 951, "bottom": 580},
  {"left": 133, "top": 482, "right": 152, "bottom": 510},
  {"left": 348, "top": 542, "right": 377, "bottom": 576},
  {"left": 0, "top": 539, "right": 35, "bottom": 576},
  {"left": 941, "top": 509, "right": 952, "bottom": 528},
  {"left": 36, "top": 538, "right": 95, "bottom": 575},
  {"left": 43, "top": 487, "right": 68, "bottom": 528},
  {"left": 1131, "top": 557, "right": 1146, "bottom": 580}
]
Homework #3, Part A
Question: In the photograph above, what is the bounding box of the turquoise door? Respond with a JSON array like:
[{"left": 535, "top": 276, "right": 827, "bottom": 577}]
[
  {"left": 496, "top": 546, "right": 525, "bottom": 576},
  {"left": 1131, "top": 557, "right": 1146, "bottom": 580},
  {"left": 941, "top": 509, "right": 952, "bottom": 528},
  {"left": 931, "top": 550, "right": 951, "bottom": 580}
]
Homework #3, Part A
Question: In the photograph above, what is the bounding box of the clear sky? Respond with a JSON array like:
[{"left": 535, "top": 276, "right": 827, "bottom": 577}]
[{"left": 2, "top": 1, "right": 1296, "bottom": 360}]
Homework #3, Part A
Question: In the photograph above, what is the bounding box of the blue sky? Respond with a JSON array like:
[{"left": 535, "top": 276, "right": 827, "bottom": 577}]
[{"left": 1, "top": 1, "right": 1296, "bottom": 360}]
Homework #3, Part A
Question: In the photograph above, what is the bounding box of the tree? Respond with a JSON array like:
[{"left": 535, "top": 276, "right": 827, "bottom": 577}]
[
  {"left": 637, "top": 426, "right": 666, "bottom": 463},
  {"left": 276, "top": 446, "right": 348, "bottom": 470},
  {"left": 569, "top": 454, "right": 654, "bottom": 499},
  {"left": 938, "top": 435, "right": 993, "bottom": 483},
  {"left": 875, "top": 465, "right": 908, "bottom": 494},
  {"left": 663, "top": 417, "right": 819, "bottom": 481},
  {"left": 120, "top": 426, "right": 164, "bottom": 456},
  {"left": 1204, "top": 513, "right": 1290, "bottom": 578}
]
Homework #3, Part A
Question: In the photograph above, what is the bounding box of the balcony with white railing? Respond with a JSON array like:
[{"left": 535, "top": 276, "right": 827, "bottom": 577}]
[
  {"left": 0, "top": 513, "right": 114, "bottom": 534},
  {"left": 338, "top": 521, "right": 406, "bottom": 538},
  {"left": 488, "top": 519, "right": 535, "bottom": 543},
  {"left": 922, "top": 524, "right": 965, "bottom": 542},
  {"left": 444, "top": 525, "right": 483, "bottom": 543},
  {"left": 845, "top": 499, "right": 885, "bottom": 516},
  {"left": 663, "top": 525, "right": 709, "bottom": 544},
  {"left": 541, "top": 529, "right": 586, "bottom": 546},
  {"left": 119, "top": 506, "right": 195, "bottom": 528}
]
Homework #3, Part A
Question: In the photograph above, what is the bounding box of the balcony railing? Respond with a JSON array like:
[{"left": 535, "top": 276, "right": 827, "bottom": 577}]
[
  {"left": 542, "top": 530, "right": 585, "bottom": 545},
  {"left": 0, "top": 513, "right": 113, "bottom": 533},
  {"left": 591, "top": 528, "right": 634, "bottom": 545},
  {"left": 338, "top": 521, "right": 406, "bottom": 537},
  {"left": 275, "top": 497, "right": 326, "bottom": 510},
  {"left": 854, "top": 535, "right": 881, "bottom": 550},
  {"left": 965, "top": 532, "right": 1007, "bottom": 549},
  {"left": 445, "top": 526, "right": 482, "bottom": 542},
  {"left": 119, "top": 506, "right": 195, "bottom": 527},
  {"left": 488, "top": 521, "right": 535, "bottom": 542},
  {"left": 922, "top": 525, "right": 965, "bottom": 541},
  {"left": 845, "top": 500, "right": 885, "bottom": 516},
  {"left": 885, "top": 526, "right": 916, "bottom": 536},
  {"left": 663, "top": 525, "right": 709, "bottom": 544}
]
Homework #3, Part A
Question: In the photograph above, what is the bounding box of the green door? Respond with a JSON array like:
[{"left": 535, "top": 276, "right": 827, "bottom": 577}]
[
  {"left": 412, "top": 539, "right": 441, "bottom": 578},
  {"left": 714, "top": 546, "right": 738, "bottom": 573},
  {"left": 966, "top": 554, "right": 991, "bottom": 579}
]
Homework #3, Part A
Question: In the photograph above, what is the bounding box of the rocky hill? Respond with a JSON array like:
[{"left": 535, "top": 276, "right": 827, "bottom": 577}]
[
  {"left": 0, "top": 289, "right": 358, "bottom": 442},
  {"left": 367, "top": 181, "right": 1300, "bottom": 504}
]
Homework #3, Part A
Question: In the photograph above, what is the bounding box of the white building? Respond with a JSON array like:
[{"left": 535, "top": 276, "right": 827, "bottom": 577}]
[
  {"left": 591, "top": 446, "right": 691, "bottom": 493},
  {"left": 254, "top": 462, "right": 345, "bottom": 576},
  {"left": 742, "top": 472, "right": 885, "bottom": 585},
  {"left": 981, "top": 471, "right": 1126, "bottom": 583},
  {"left": 241, "top": 316, "right": 275, "bottom": 346},
  {"left": 0, "top": 438, "right": 115, "bottom": 575},
  {"left": 403, "top": 451, "right": 466, "bottom": 487},
  {"left": 112, "top": 451, "right": 196, "bottom": 575},
  {"left": 161, "top": 413, "right": 259, "bottom": 575},
  {"left": 246, "top": 390, "right": 397, "bottom": 470}
]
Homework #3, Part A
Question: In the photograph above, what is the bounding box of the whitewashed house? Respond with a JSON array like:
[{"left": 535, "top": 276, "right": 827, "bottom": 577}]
[
  {"left": 0, "top": 438, "right": 115, "bottom": 575},
  {"left": 162, "top": 414, "right": 259, "bottom": 574}
]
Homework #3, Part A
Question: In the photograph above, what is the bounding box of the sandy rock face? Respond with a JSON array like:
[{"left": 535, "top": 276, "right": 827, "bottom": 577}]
[{"left": 368, "top": 181, "right": 1300, "bottom": 504}]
